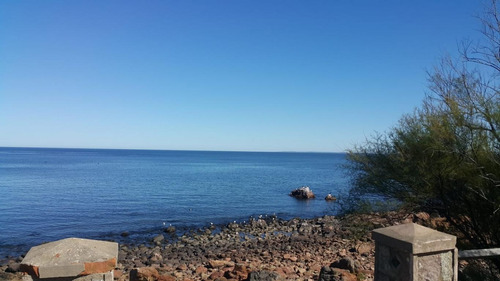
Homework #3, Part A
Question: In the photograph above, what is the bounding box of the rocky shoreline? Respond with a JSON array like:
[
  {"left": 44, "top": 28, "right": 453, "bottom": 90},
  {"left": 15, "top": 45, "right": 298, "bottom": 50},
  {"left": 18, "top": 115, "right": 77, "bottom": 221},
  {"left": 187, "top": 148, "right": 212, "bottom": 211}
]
[{"left": 1, "top": 211, "right": 430, "bottom": 281}]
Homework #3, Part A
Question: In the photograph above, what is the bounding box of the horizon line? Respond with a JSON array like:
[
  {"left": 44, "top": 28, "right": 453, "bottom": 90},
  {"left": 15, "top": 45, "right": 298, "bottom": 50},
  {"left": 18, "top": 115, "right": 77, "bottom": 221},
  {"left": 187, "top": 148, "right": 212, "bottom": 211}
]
[{"left": 0, "top": 145, "right": 346, "bottom": 154}]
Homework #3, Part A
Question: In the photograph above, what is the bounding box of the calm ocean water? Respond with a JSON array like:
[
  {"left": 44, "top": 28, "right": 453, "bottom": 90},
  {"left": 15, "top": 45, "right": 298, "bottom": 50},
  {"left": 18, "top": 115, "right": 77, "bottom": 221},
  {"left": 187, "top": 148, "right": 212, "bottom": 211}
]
[{"left": 0, "top": 147, "right": 349, "bottom": 259}]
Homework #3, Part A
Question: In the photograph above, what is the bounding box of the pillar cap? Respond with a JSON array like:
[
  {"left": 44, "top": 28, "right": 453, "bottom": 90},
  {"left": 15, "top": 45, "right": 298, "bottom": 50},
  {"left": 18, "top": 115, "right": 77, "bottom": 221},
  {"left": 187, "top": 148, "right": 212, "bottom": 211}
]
[{"left": 372, "top": 223, "right": 456, "bottom": 254}]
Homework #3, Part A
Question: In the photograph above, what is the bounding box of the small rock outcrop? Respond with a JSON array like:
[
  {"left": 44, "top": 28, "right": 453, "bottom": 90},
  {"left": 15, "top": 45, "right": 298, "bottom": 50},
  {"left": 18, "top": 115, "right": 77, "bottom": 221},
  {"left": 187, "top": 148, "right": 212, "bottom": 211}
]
[
  {"left": 289, "top": 186, "right": 315, "bottom": 199},
  {"left": 164, "top": 225, "right": 176, "bottom": 234},
  {"left": 152, "top": 234, "right": 164, "bottom": 244},
  {"left": 325, "top": 193, "right": 337, "bottom": 201}
]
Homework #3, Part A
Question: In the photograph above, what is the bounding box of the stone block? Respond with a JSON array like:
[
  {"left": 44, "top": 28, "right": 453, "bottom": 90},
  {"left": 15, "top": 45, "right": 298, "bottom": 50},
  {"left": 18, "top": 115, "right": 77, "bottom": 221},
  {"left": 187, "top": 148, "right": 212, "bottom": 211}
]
[
  {"left": 372, "top": 223, "right": 458, "bottom": 281},
  {"left": 21, "top": 238, "right": 118, "bottom": 279},
  {"left": 372, "top": 223, "right": 456, "bottom": 254}
]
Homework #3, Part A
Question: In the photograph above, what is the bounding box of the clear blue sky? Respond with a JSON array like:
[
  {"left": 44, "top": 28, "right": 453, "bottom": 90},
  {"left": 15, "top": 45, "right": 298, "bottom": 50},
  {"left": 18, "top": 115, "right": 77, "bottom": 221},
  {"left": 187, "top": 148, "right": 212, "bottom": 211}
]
[{"left": 0, "top": 1, "right": 484, "bottom": 152}]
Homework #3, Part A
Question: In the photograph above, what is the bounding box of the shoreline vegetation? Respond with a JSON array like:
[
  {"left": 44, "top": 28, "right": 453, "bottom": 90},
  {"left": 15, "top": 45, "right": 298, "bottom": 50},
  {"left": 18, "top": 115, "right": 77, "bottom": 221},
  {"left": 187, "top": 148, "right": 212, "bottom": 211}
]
[{"left": 1, "top": 210, "right": 455, "bottom": 281}]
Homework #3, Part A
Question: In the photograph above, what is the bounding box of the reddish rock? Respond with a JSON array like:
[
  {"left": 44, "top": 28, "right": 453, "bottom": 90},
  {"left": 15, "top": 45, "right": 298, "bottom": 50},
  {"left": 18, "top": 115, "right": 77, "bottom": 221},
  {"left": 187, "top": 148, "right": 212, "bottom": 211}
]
[
  {"left": 283, "top": 254, "right": 298, "bottom": 262},
  {"left": 113, "top": 269, "right": 123, "bottom": 279},
  {"left": 231, "top": 264, "right": 249, "bottom": 280},
  {"left": 309, "top": 264, "right": 323, "bottom": 273},
  {"left": 335, "top": 268, "right": 357, "bottom": 281},
  {"left": 276, "top": 266, "right": 294, "bottom": 276},
  {"left": 158, "top": 275, "right": 176, "bottom": 281},
  {"left": 195, "top": 266, "right": 208, "bottom": 274},
  {"left": 130, "top": 267, "right": 160, "bottom": 281},
  {"left": 209, "top": 271, "right": 224, "bottom": 280},
  {"left": 82, "top": 258, "right": 117, "bottom": 275}
]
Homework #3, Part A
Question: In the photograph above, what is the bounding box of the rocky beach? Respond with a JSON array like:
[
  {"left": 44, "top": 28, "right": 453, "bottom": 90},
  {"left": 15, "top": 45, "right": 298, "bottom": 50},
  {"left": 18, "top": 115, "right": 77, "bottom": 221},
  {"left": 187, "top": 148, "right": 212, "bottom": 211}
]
[{"left": 1, "top": 211, "right": 435, "bottom": 281}]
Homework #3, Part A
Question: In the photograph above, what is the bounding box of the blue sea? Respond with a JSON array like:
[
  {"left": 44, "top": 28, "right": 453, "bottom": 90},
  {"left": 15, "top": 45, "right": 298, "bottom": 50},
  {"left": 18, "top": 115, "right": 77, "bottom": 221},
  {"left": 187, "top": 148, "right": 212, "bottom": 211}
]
[{"left": 0, "top": 147, "right": 350, "bottom": 259}]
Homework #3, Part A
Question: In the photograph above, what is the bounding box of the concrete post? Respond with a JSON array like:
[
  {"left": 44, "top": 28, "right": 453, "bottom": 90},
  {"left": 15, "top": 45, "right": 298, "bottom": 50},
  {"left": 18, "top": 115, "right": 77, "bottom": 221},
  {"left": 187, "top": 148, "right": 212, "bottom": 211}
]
[{"left": 372, "top": 223, "right": 458, "bottom": 281}]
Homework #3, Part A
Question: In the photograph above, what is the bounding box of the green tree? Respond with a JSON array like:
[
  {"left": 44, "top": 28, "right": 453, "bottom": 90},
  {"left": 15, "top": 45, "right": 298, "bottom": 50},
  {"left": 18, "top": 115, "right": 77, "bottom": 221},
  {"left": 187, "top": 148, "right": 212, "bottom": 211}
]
[{"left": 346, "top": 0, "right": 500, "bottom": 271}]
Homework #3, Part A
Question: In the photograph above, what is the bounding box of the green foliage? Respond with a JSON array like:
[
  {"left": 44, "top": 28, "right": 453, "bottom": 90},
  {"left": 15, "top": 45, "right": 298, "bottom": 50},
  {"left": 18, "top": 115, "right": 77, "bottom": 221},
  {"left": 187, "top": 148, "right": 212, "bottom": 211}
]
[{"left": 345, "top": 0, "right": 500, "bottom": 272}]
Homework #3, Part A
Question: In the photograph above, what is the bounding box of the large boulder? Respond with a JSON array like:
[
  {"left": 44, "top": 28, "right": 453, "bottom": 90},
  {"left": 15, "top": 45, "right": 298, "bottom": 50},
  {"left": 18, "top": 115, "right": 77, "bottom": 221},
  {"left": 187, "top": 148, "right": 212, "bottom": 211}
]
[{"left": 289, "top": 186, "right": 315, "bottom": 199}]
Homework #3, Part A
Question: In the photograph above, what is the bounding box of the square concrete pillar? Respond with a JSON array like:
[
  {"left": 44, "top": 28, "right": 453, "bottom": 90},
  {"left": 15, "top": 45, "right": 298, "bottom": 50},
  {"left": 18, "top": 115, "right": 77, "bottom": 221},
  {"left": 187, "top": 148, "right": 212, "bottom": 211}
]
[{"left": 372, "top": 223, "right": 458, "bottom": 281}]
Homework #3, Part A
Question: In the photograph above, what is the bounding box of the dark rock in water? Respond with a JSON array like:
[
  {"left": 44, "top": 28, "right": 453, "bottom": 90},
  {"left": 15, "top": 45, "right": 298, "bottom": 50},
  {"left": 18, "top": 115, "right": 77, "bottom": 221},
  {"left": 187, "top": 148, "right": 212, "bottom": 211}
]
[
  {"left": 325, "top": 194, "right": 337, "bottom": 201},
  {"left": 120, "top": 231, "right": 129, "bottom": 237},
  {"left": 164, "top": 226, "right": 176, "bottom": 233},
  {"left": 246, "top": 270, "right": 285, "bottom": 281},
  {"left": 152, "top": 234, "right": 164, "bottom": 244},
  {"left": 289, "top": 186, "right": 315, "bottom": 199}
]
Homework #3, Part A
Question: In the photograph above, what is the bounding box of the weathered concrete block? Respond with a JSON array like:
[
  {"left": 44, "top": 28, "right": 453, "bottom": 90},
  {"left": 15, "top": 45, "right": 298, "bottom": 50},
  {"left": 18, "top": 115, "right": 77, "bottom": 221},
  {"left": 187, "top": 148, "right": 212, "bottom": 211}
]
[
  {"left": 372, "top": 223, "right": 458, "bottom": 281},
  {"left": 20, "top": 238, "right": 118, "bottom": 279},
  {"left": 372, "top": 223, "right": 456, "bottom": 254}
]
